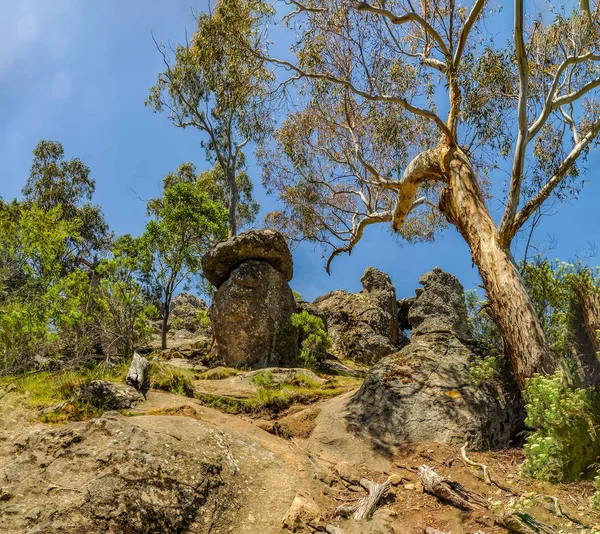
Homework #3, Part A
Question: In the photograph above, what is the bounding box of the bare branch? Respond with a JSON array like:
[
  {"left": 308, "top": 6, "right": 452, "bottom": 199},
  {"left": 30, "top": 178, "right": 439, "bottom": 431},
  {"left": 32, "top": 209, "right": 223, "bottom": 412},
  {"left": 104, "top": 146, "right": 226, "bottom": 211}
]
[
  {"left": 507, "top": 115, "right": 600, "bottom": 242},
  {"left": 499, "top": 0, "right": 529, "bottom": 240},
  {"left": 354, "top": 2, "right": 450, "bottom": 58},
  {"left": 453, "top": 0, "right": 486, "bottom": 67},
  {"left": 392, "top": 149, "right": 445, "bottom": 231},
  {"left": 529, "top": 53, "right": 600, "bottom": 139},
  {"left": 326, "top": 210, "right": 392, "bottom": 274}
]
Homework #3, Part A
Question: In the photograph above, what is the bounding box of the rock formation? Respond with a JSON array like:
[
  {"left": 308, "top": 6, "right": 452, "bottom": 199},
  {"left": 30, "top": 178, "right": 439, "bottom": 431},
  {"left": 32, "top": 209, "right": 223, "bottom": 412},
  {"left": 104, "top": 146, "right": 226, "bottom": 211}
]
[
  {"left": 312, "top": 267, "right": 408, "bottom": 364},
  {"left": 202, "top": 230, "right": 298, "bottom": 368},
  {"left": 78, "top": 381, "right": 144, "bottom": 410},
  {"left": 169, "top": 292, "right": 208, "bottom": 332},
  {"left": 0, "top": 411, "right": 316, "bottom": 534},
  {"left": 348, "top": 267, "right": 523, "bottom": 450}
]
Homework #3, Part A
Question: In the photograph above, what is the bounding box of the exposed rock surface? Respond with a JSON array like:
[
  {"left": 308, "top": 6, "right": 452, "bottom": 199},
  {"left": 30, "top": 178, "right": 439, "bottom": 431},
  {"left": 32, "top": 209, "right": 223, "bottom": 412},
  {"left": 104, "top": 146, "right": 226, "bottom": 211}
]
[
  {"left": 348, "top": 267, "right": 523, "bottom": 450},
  {"left": 202, "top": 229, "right": 293, "bottom": 288},
  {"left": 312, "top": 267, "right": 408, "bottom": 364},
  {"left": 210, "top": 260, "right": 298, "bottom": 368},
  {"left": 78, "top": 380, "right": 144, "bottom": 410},
  {"left": 0, "top": 410, "right": 320, "bottom": 534},
  {"left": 170, "top": 292, "right": 208, "bottom": 332}
]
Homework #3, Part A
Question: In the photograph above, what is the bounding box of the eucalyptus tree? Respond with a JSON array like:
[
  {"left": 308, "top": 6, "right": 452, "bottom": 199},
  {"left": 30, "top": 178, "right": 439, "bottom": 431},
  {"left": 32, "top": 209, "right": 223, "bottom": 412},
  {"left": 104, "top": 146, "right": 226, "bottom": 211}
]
[
  {"left": 259, "top": 1, "right": 600, "bottom": 388},
  {"left": 22, "top": 140, "right": 110, "bottom": 266},
  {"left": 142, "top": 172, "right": 228, "bottom": 349},
  {"left": 146, "top": 0, "right": 273, "bottom": 237}
]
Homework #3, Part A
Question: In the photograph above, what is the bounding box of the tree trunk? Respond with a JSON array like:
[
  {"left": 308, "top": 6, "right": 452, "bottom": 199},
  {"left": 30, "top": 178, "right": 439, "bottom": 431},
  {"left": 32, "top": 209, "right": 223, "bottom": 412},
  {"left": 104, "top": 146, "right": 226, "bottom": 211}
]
[
  {"left": 228, "top": 170, "right": 238, "bottom": 238},
  {"left": 161, "top": 309, "right": 169, "bottom": 350},
  {"left": 576, "top": 282, "right": 600, "bottom": 354},
  {"left": 438, "top": 146, "right": 555, "bottom": 389}
]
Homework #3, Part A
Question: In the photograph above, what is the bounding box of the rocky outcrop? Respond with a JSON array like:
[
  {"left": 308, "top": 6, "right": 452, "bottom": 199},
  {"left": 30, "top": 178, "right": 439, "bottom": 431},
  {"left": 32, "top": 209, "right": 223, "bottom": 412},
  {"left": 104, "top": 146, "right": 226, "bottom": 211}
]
[
  {"left": 0, "top": 411, "right": 317, "bottom": 534},
  {"left": 170, "top": 292, "right": 208, "bottom": 332},
  {"left": 78, "top": 381, "right": 144, "bottom": 410},
  {"left": 348, "top": 267, "right": 523, "bottom": 450},
  {"left": 202, "top": 229, "right": 293, "bottom": 288},
  {"left": 204, "top": 231, "right": 298, "bottom": 368},
  {"left": 312, "top": 267, "right": 408, "bottom": 364}
]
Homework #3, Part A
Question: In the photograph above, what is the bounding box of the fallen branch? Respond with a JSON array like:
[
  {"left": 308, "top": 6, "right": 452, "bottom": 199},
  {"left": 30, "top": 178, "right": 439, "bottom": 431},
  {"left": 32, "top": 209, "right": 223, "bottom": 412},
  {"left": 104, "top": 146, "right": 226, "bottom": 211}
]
[
  {"left": 425, "top": 528, "right": 449, "bottom": 534},
  {"left": 333, "top": 476, "right": 392, "bottom": 520},
  {"left": 460, "top": 442, "right": 492, "bottom": 484},
  {"left": 326, "top": 526, "right": 344, "bottom": 534},
  {"left": 495, "top": 510, "right": 557, "bottom": 534},
  {"left": 536, "top": 494, "right": 562, "bottom": 517},
  {"left": 418, "top": 465, "right": 489, "bottom": 511}
]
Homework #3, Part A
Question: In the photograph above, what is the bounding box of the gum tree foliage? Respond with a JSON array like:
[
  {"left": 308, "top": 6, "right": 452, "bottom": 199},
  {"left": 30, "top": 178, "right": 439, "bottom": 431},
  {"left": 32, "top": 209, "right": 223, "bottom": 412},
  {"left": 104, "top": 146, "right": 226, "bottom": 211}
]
[
  {"left": 142, "top": 172, "right": 228, "bottom": 349},
  {"left": 147, "top": 162, "right": 259, "bottom": 233},
  {"left": 22, "top": 140, "right": 110, "bottom": 265},
  {"left": 256, "top": 0, "right": 600, "bottom": 388},
  {"left": 146, "top": 0, "right": 274, "bottom": 237}
]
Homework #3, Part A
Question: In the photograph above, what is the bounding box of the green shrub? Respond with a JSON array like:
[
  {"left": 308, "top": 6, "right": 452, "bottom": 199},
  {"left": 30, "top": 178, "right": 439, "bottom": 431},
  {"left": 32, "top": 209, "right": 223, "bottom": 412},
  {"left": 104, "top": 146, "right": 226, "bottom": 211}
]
[
  {"left": 522, "top": 372, "right": 600, "bottom": 482},
  {"left": 469, "top": 355, "right": 500, "bottom": 385},
  {"left": 292, "top": 290, "right": 303, "bottom": 303},
  {"left": 290, "top": 310, "right": 331, "bottom": 369},
  {"left": 149, "top": 363, "right": 195, "bottom": 397},
  {"left": 250, "top": 370, "right": 275, "bottom": 388},
  {"left": 196, "top": 309, "right": 211, "bottom": 329}
]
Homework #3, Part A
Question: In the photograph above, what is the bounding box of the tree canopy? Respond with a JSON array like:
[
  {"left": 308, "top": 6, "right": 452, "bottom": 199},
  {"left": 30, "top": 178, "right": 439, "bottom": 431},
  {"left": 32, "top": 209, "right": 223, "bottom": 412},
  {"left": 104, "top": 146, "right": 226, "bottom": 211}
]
[{"left": 146, "top": 0, "right": 274, "bottom": 236}]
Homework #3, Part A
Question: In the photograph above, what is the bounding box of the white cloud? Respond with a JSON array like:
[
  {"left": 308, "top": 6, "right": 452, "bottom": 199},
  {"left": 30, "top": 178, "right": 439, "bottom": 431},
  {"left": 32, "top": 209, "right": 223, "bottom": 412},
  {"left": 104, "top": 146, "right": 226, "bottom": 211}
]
[{"left": 0, "top": 0, "right": 79, "bottom": 79}]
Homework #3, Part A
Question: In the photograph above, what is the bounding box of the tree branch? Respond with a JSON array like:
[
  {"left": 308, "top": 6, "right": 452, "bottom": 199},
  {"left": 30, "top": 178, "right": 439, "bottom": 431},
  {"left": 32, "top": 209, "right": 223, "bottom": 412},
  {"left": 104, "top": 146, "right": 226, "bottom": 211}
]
[
  {"left": 354, "top": 2, "right": 449, "bottom": 58},
  {"left": 392, "top": 149, "right": 445, "bottom": 231},
  {"left": 506, "top": 115, "right": 600, "bottom": 242},
  {"left": 453, "top": 0, "right": 486, "bottom": 67},
  {"left": 263, "top": 55, "right": 452, "bottom": 139},
  {"left": 499, "top": 0, "right": 529, "bottom": 241}
]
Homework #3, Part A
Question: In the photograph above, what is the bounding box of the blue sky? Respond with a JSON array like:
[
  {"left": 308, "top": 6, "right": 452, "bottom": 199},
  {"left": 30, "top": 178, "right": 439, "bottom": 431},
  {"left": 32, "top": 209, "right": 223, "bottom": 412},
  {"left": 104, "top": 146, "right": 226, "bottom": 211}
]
[{"left": 1, "top": 0, "right": 599, "bottom": 302}]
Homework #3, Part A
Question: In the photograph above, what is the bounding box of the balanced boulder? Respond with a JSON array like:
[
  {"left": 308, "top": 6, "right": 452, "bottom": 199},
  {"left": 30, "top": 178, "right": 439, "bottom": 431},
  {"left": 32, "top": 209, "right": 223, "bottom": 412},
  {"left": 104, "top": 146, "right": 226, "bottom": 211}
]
[
  {"left": 202, "top": 229, "right": 293, "bottom": 288},
  {"left": 205, "top": 230, "right": 298, "bottom": 368},
  {"left": 347, "top": 267, "right": 523, "bottom": 450},
  {"left": 312, "top": 267, "right": 408, "bottom": 364}
]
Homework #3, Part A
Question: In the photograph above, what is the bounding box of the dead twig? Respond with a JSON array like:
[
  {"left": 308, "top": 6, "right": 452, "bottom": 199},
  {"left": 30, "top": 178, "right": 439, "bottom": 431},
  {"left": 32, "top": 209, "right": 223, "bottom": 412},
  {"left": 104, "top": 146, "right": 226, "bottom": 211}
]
[
  {"left": 418, "top": 465, "right": 489, "bottom": 511},
  {"left": 460, "top": 442, "right": 492, "bottom": 484}
]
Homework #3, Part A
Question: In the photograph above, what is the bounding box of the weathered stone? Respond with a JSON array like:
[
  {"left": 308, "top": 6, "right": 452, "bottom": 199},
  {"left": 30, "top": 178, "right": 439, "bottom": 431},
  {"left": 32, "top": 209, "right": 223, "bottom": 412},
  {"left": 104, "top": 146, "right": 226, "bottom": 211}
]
[
  {"left": 202, "top": 229, "right": 293, "bottom": 288},
  {"left": 125, "top": 352, "right": 150, "bottom": 394},
  {"left": 397, "top": 297, "right": 415, "bottom": 331},
  {"left": 282, "top": 491, "right": 324, "bottom": 532},
  {"left": 0, "top": 411, "right": 314, "bottom": 534},
  {"left": 211, "top": 260, "right": 298, "bottom": 368},
  {"left": 169, "top": 292, "right": 208, "bottom": 332},
  {"left": 78, "top": 381, "right": 144, "bottom": 410},
  {"left": 312, "top": 267, "right": 408, "bottom": 364},
  {"left": 408, "top": 267, "right": 473, "bottom": 340},
  {"left": 348, "top": 268, "right": 523, "bottom": 450}
]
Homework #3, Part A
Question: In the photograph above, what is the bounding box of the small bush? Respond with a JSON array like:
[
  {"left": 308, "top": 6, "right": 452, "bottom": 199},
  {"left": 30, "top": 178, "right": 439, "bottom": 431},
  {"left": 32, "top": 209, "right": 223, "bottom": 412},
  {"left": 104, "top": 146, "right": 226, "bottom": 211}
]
[
  {"left": 250, "top": 370, "right": 275, "bottom": 388},
  {"left": 149, "top": 363, "right": 195, "bottom": 397},
  {"left": 522, "top": 372, "right": 600, "bottom": 482},
  {"left": 290, "top": 310, "right": 331, "bottom": 369},
  {"left": 469, "top": 355, "right": 500, "bottom": 385},
  {"left": 196, "top": 309, "right": 211, "bottom": 329}
]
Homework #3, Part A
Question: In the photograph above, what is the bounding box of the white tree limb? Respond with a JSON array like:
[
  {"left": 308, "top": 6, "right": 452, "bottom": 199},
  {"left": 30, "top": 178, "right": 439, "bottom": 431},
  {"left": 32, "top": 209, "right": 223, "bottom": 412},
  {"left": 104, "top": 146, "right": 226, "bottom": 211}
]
[
  {"left": 354, "top": 2, "right": 449, "bottom": 58},
  {"left": 507, "top": 115, "right": 600, "bottom": 242},
  {"left": 453, "top": 0, "right": 486, "bottom": 67}
]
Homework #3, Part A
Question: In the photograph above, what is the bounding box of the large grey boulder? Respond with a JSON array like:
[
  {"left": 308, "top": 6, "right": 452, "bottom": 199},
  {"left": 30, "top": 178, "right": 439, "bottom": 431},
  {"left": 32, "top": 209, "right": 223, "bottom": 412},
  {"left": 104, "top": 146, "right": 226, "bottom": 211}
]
[
  {"left": 202, "top": 229, "right": 293, "bottom": 288},
  {"left": 348, "top": 267, "right": 523, "bottom": 450},
  {"left": 312, "top": 267, "right": 408, "bottom": 364},
  {"left": 78, "top": 381, "right": 144, "bottom": 410},
  {"left": 211, "top": 260, "right": 298, "bottom": 368},
  {"left": 0, "top": 411, "right": 319, "bottom": 534}
]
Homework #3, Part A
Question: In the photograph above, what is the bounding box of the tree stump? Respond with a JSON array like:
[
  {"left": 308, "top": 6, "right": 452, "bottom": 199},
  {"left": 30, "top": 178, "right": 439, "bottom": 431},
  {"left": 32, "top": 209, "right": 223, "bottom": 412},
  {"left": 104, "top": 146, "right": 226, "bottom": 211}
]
[{"left": 126, "top": 352, "right": 150, "bottom": 396}]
